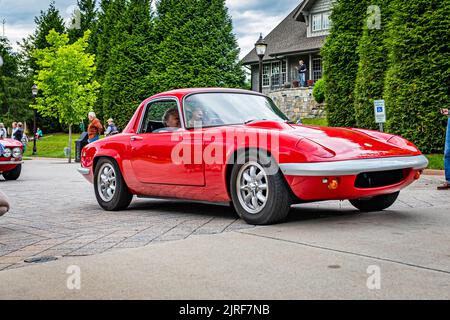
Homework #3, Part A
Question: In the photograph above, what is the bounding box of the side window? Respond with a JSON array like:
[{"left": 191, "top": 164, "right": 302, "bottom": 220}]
[{"left": 140, "top": 100, "right": 180, "bottom": 133}]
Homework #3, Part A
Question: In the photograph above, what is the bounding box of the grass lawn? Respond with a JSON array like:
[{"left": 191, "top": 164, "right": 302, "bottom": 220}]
[
  {"left": 426, "top": 154, "right": 445, "bottom": 170},
  {"left": 301, "top": 118, "right": 329, "bottom": 126},
  {"left": 23, "top": 133, "right": 76, "bottom": 159},
  {"left": 22, "top": 131, "right": 445, "bottom": 170}
]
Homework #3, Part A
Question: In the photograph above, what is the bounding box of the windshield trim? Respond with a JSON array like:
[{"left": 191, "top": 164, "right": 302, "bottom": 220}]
[{"left": 181, "top": 91, "right": 288, "bottom": 130}]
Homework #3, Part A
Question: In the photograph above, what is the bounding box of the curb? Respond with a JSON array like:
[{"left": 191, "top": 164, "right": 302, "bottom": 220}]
[{"left": 423, "top": 169, "right": 444, "bottom": 176}]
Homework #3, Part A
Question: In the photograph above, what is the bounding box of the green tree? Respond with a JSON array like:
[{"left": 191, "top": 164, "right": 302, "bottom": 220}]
[
  {"left": 384, "top": 0, "right": 450, "bottom": 153},
  {"left": 101, "top": 0, "right": 155, "bottom": 129},
  {"left": 68, "top": 0, "right": 98, "bottom": 49},
  {"left": 321, "top": 0, "right": 369, "bottom": 127},
  {"left": 94, "top": 0, "right": 126, "bottom": 120},
  {"left": 353, "top": 1, "right": 392, "bottom": 130},
  {"left": 0, "top": 37, "right": 33, "bottom": 127},
  {"left": 18, "top": 1, "right": 66, "bottom": 132},
  {"left": 148, "top": 0, "right": 245, "bottom": 93},
  {"left": 33, "top": 30, "right": 100, "bottom": 163}
]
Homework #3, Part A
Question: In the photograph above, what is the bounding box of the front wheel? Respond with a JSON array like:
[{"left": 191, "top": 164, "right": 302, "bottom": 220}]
[
  {"left": 94, "top": 158, "right": 133, "bottom": 211},
  {"left": 3, "top": 164, "right": 22, "bottom": 180},
  {"left": 350, "top": 192, "right": 400, "bottom": 212},
  {"left": 230, "top": 151, "right": 291, "bottom": 225}
]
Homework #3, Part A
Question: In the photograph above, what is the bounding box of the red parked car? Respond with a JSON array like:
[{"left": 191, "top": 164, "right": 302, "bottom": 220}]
[
  {"left": 78, "top": 88, "right": 428, "bottom": 225},
  {"left": 0, "top": 138, "right": 24, "bottom": 180}
]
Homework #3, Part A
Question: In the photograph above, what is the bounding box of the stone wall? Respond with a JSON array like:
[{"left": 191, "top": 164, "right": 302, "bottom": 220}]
[{"left": 267, "top": 88, "right": 326, "bottom": 121}]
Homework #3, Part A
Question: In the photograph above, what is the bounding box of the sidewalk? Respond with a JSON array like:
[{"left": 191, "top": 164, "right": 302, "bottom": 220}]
[{"left": 1, "top": 205, "right": 450, "bottom": 300}]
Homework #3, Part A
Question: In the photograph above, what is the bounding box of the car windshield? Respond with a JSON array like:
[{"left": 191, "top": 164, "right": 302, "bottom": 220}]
[{"left": 183, "top": 92, "right": 289, "bottom": 129}]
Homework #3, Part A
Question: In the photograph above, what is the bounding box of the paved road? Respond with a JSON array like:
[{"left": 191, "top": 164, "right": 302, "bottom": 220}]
[{"left": 0, "top": 159, "right": 449, "bottom": 299}]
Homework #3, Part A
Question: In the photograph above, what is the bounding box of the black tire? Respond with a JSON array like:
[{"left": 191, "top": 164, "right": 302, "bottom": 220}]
[
  {"left": 94, "top": 158, "right": 133, "bottom": 211},
  {"left": 350, "top": 192, "right": 400, "bottom": 212},
  {"left": 230, "top": 150, "right": 291, "bottom": 225},
  {"left": 3, "top": 164, "right": 21, "bottom": 181}
]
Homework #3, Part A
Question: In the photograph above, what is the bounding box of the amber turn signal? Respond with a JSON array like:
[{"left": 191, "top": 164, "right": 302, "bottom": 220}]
[
  {"left": 414, "top": 170, "right": 422, "bottom": 180},
  {"left": 328, "top": 178, "right": 339, "bottom": 190}
]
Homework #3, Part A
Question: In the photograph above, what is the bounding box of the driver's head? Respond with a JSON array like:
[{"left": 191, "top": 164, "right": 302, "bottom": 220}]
[{"left": 163, "top": 108, "right": 181, "bottom": 128}]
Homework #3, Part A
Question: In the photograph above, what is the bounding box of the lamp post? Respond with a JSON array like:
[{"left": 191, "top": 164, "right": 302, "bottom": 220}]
[
  {"left": 255, "top": 34, "right": 267, "bottom": 93},
  {"left": 32, "top": 85, "right": 38, "bottom": 155}
]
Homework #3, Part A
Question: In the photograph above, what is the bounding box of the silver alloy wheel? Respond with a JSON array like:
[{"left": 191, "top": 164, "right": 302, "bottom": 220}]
[
  {"left": 236, "top": 161, "right": 269, "bottom": 215},
  {"left": 97, "top": 163, "right": 117, "bottom": 202}
]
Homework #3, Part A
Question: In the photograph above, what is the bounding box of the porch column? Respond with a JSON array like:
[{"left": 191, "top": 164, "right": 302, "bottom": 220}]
[{"left": 309, "top": 53, "right": 313, "bottom": 83}]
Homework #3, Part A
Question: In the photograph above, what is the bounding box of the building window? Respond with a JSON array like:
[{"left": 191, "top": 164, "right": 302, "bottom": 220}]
[
  {"left": 312, "top": 58, "right": 322, "bottom": 82},
  {"left": 312, "top": 12, "right": 331, "bottom": 32},
  {"left": 312, "top": 14, "right": 322, "bottom": 31},
  {"left": 322, "top": 13, "right": 331, "bottom": 30},
  {"left": 262, "top": 64, "right": 270, "bottom": 87},
  {"left": 261, "top": 61, "right": 287, "bottom": 88}
]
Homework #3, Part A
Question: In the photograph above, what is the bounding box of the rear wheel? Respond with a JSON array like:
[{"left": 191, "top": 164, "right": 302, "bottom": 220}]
[
  {"left": 230, "top": 151, "right": 291, "bottom": 225},
  {"left": 2, "top": 164, "right": 21, "bottom": 181},
  {"left": 94, "top": 158, "right": 133, "bottom": 211},
  {"left": 350, "top": 192, "right": 400, "bottom": 212}
]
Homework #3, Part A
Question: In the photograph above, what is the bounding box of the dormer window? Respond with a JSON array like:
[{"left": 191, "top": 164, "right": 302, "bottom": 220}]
[{"left": 312, "top": 12, "right": 331, "bottom": 32}]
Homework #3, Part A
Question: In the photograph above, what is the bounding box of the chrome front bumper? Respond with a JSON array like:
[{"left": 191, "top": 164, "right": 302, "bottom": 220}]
[
  {"left": 77, "top": 167, "right": 90, "bottom": 175},
  {"left": 0, "top": 160, "right": 24, "bottom": 165},
  {"left": 279, "top": 155, "right": 429, "bottom": 177}
]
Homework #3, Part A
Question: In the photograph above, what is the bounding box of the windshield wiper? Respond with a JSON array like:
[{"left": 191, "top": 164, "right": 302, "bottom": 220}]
[{"left": 244, "top": 119, "right": 267, "bottom": 125}]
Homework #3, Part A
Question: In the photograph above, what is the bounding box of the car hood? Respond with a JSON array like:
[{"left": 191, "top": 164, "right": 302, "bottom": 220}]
[
  {"left": 240, "top": 121, "right": 421, "bottom": 161},
  {"left": 0, "top": 138, "right": 22, "bottom": 148},
  {"left": 288, "top": 125, "right": 421, "bottom": 160}
]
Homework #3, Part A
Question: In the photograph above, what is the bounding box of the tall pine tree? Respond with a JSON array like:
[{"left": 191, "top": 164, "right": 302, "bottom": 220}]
[
  {"left": 384, "top": 0, "right": 450, "bottom": 153},
  {"left": 101, "top": 0, "right": 155, "bottom": 128},
  {"left": 0, "top": 37, "right": 33, "bottom": 125},
  {"left": 68, "top": 0, "right": 98, "bottom": 49},
  {"left": 321, "top": 0, "right": 369, "bottom": 127},
  {"left": 148, "top": 0, "right": 245, "bottom": 93},
  {"left": 353, "top": 0, "right": 392, "bottom": 130}
]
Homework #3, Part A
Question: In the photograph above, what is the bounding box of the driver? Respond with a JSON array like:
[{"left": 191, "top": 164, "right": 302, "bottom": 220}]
[{"left": 153, "top": 108, "right": 181, "bottom": 133}]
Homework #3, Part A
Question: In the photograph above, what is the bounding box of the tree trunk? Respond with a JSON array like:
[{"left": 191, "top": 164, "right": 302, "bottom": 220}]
[{"left": 68, "top": 124, "right": 72, "bottom": 164}]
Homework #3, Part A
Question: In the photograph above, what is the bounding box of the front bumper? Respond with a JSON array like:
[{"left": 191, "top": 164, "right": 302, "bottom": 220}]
[
  {"left": 279, "top": 155, "right": 428, "bottom": 177},
  {"left": 281, "top": 155, "right": 428, "bottom": 202},
  {"left": 0, "top": 160, "right": 24, "bottom": 165}
]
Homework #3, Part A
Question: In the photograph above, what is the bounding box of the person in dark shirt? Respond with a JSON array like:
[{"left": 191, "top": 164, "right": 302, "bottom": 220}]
[
  {"left": 295, "top": 60, "right": 308, "bottom": 87},
  {"left": 13, "top": 122, "right": 24, "bottom": 142}
]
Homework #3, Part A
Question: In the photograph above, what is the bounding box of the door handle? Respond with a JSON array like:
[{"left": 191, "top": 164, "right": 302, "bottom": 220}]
[{"left": 131, "top": 136, "right": 143, "bottom": 141}]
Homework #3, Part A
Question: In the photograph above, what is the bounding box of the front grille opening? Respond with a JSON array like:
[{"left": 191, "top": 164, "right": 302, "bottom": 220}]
[{"left": 355, "top": 169, "right": 406, "bottom": 189}]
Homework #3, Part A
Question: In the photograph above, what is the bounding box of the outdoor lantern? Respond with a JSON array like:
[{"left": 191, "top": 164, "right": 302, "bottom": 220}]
[
  {"left": 255, "top": 34, "right": 267, "bottom": 58},
  {"left": 32, "top": 84, "right": 38, "bottom": 97},
  {"left": 255, "top": 34, "right": 268, "bottom": 93}
]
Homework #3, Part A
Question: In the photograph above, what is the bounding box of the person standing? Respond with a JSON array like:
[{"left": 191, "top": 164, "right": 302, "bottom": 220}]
[
  {"left": 87, "top": 112, "right": 103, "bottom": 143},
  {"left": 0, "top": 123, "right": 7, "bottom": 138},
  {"left": 13, "top": 122, "right": 24, "bottom": 142},
  {"left": 438, "top": 108, "right": 450, "bottom": 190},
  {"left": 10, "top": 122, "right": 17, "bottom": 138},
  {"left": 295, "top": 60, "right": 308, "bottom": 87},
  {"left": 105, "top": 118, "right": 119, "bottom": 137}
]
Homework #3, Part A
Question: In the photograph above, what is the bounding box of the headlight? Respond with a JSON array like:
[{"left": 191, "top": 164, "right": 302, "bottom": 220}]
[
  {"left": 12, "top": 147, "right": 22, "bottom": 158},
  {"left": 3, "top": 148, "right": 12, "bottom": 158}
]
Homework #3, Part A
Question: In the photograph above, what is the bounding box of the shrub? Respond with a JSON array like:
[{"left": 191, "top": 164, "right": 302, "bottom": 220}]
[
  {"left": 313, "top": 79, "right": 326, "bottom": 104},
  {"left": 321, "top": 0, "right": 370, "bottom": 128},
  {"left": 384, "top": 0, "right": 450, "bottom": 153}
]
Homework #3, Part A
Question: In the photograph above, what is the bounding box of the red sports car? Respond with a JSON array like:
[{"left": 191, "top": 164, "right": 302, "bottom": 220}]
[
  {"left": 78, "top": 88, "right": 428, "bottom": 225},
  {"left": 0, "top": 138, "right": 24, "bottom": 180}
]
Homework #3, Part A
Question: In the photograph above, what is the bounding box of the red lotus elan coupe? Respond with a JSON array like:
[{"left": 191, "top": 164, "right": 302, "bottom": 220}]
[
  {"left": 78, "top": 88, "right": 428, "bottom": 225},
  {"left": 0, "top": 138, "right": 23, "bottom": 180}
]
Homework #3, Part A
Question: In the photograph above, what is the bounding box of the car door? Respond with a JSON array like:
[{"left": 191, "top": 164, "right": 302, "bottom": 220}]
[{"left": 129, "top": 98, "right": 205, "bottom": 186}]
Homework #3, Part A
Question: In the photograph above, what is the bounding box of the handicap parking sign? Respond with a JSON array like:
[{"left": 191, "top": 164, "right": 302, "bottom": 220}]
[{"left": 374, "top": 100, "right": 386, "bottom": 124}]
